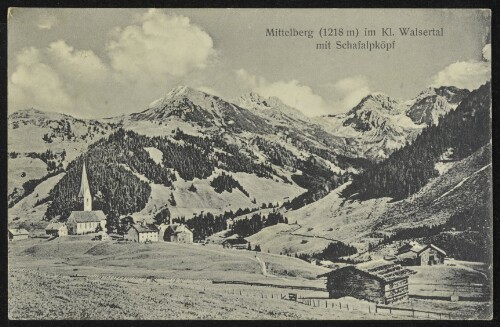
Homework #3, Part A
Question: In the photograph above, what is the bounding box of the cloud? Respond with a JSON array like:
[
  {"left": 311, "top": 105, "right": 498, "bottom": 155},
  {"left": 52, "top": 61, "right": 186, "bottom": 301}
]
[
  {"left": 9, "top": 10, "right": 217, "bottom": 117},
  {"left": 431, "top": 44, "right": 491, "bottom": 90},
  {"left": 9, "top": 41, "right": 110, "bottom": 116},
  {"left": 482, "top": 43, "right": 491, "bottom": 62},
  {"left": 9, "top": 47, "right": 74, "bottom": 113},
  {"left": 36, "top": 13, "right": 57, "bottom": 30},
  {"left": 196, "top": 86, "right": 220, "bottom": 97},
  {"left": 106, "top": 9, "right": 215, "bottom": 82},
  {"left": 325, "top": 75, "right": 371, "bottom": 113},
  {"left": 236, "top": 69, "right": 331, "bottom": 117}
]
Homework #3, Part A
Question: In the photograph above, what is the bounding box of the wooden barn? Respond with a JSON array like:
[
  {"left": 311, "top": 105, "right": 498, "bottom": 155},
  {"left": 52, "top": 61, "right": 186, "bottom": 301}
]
[
  {"left": 396, "top": 242, "right": 446, "bottom": 266},
  {"left": 417, "top": 244, "right": 446, "bottom": 266},
  {"left": 318, "top": 260, "right": 414, "bottom": 304},
  {"left": 8, "top": 228, "right": 29, "bottom": 241},
  {"left": 221, "top": 234, "right": 248, "bottom": 249}
]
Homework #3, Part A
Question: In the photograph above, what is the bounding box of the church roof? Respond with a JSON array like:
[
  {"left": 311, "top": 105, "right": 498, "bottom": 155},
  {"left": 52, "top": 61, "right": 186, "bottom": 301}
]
[
  {"left": 68, "top": 210, "right": 106, "bottom": 223},
  {"left": 78, "top": 162, "right": 91, "bottom": 197}
]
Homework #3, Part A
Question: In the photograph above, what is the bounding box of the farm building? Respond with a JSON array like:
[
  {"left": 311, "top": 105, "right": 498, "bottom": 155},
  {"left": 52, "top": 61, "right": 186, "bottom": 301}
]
[
  {"left": 66, "top": 163, "right": 106, "bottom": 235},
  {"left": 8, "top": 228, "right": 29, "bottom": 241},
  {"left": 125, "top": 224, "right": 159, "bottom": 243},
  {"left": 45, "top": 223, "right": 68, "bottom": 237},
  {"left": 417, "top": 244, "right": 446, "bottom": 266},
  {"left": 160, "top": 224, "right": 193, "bottom": 244},
  {"left": 318, "top": 260, "right": 414, "bottom": 304},
  {"left": 396, "top": 242, "right": 446, "bottom": 266},
  {"left": 221, "top": 234, "right": 249, "bottom": 249}
]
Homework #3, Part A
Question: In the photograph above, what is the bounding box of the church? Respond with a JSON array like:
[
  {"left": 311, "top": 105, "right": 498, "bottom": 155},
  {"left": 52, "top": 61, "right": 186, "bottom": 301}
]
[{"left": 66, "top": 162, "right": 107, "bottom": 235}]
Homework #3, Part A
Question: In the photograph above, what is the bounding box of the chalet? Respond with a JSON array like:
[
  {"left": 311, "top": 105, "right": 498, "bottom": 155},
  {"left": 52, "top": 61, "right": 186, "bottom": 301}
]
[
  {"left": 160, "top": 224, "right": 193, "bottom": 244},
  {"left": 417, "top": 244, "right": 446, "bottom": 266},
  {"left": 125, "top": 224, "right": 159, "bottom": 243},
  {"left": 45, "top": 223, "right": 68, "bottom": 237},
  {"left": 318, "top": 260, "right": 414, "bottom": 304},
  {"left": 66, "top": 163, "right": 106, "bottom": 235},
  {"left": 8, "top": 228, "right": 29, "bottom": 241},
  {"left": 221, "top": 234, "right": 248, "bottom": 249},
  {"left": 396, "top": 241, "right": 424, "bottom": 266},
  {"left": 396, "top": 242, "right": 446, "bottom": 266}
]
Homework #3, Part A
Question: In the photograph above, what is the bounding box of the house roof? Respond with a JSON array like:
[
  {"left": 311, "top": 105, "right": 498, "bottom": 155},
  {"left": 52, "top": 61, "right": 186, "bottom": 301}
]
[
  {"left": 222, "top": 237, "right": 248, "bottom": 245},
  {"left": 398, "top": 241, "right": 424, "bottom": 254},
  {"left": 172, "top": 224, "right": 192, "bottom": 234},
  {"left": 68, "top": 210, "right": 106, "bottom": 223},
  {"left": 318, "top": 259, "right": 414, "bottom": 283},
  {"left": 129, "top": 224, "right": 158, "bottom": 233},
  {"left": 417, "top": 244, "right": 446, "bottom": 256},
  {"left": 45, "top": 223, "right": 67, "bottom": 231},
  {"left": 8, "top": 228, "right": 29, "bottom": 236},
  {"left": 163, "top": 223, "right": 193, "bottom": 234}
]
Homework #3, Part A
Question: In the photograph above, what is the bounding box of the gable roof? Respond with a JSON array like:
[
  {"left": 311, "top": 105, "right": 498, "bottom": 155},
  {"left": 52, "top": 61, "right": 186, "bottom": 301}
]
[
  {"left": 417, "top": 244, "right": 446, "bottom": 256},
  {"left": 68, "top": 211, "right": 106, "bottom": 223},
  {"left": 8, "top": 228, "right": 29, "bottom": 236},
  {"left": 222, "top": 237, "right": 248, "bottom": 245},
  {"left": 318, "top": 259, "right": 414, "bottom": 283},
  {"left": 45, "top": 223, "right": 67, "bottom": 231},
  {"left": 164, "top": 223, "right": 193, "bottom": 234},
  {"left": 129, "top": 224, "right": 158, "bottom": 233}
]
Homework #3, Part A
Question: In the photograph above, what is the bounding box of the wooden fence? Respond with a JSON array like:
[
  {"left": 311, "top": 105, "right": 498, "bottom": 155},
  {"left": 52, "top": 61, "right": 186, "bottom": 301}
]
[{"left": 375, "top": 304, "right": 451, "bottom": 319}]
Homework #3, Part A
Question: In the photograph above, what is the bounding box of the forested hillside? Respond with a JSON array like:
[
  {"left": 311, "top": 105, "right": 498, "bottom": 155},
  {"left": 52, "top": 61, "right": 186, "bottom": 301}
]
[
  {"left": 343, "top": 83, "right": 491, "bottom": 201},
  {"left": 42, "top": 126, "right": 351, "bottom": 221}
]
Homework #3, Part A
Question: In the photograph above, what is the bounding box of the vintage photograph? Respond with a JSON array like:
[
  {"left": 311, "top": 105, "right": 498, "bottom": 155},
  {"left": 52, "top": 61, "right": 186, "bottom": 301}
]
[{"left": 7, "top": 8, "right": 492, "bottom": 320}]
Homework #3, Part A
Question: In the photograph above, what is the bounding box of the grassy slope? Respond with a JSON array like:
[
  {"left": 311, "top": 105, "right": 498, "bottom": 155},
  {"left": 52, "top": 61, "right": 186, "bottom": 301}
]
[
  {"left": 249, "top": 145, "right": 491, "bottom": 255},
  {"left": 8, "top": 237, "right": 490, "bottom": 320},
  {"left": 8, "top": 173, "right": 65, "bottom": 228},
  {"left": 8, "top": 157, "right": 47, "bottom": 196}
]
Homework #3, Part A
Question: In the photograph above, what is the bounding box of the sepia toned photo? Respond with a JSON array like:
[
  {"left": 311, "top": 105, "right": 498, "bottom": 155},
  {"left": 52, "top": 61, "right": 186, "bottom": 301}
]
[{"left": 7, "top": 8, "right": 492, "bottom": 320}]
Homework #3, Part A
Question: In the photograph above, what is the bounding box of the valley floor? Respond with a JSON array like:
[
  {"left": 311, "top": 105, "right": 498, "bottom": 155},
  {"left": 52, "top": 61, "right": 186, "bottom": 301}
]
[{"left": 8, "top": 237, "right": 492, "bottom": 320}]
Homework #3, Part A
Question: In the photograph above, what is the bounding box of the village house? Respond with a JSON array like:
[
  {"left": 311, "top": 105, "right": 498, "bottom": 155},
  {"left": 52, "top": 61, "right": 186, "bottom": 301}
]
[
  {"left": 318, "top": 260, "right": 414, "bottom": 304},
  {"left": 160, "top": 223, "right": 193, "bottom": 244},
  {"left": 66, "top": 163, "right": 106, "bottom": 235},
  {"left": 8, "top": 228, "right": 29, "bottom": 241},
  {"left": 396, "top": 241, "right": 446, "bottom": 266},
  {"left": 45, "top": 223, "right": 68, "bottom": 237},
  {"left": 417, "top": 244, "right": 446, "bottom": 266},
  {"left": 221, "top": 234, "right": 249, "bottom": 249},
  {"left": 125, "top": 223, "right": 159, "bottom": 243}
]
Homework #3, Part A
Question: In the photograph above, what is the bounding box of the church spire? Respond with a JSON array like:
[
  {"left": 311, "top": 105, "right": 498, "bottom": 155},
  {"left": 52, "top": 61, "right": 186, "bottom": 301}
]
[{"left": 78, "top": 162, "right": 92, "bottom": 211}]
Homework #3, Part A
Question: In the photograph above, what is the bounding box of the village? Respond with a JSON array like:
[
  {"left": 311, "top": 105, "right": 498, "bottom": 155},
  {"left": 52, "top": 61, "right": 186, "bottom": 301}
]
[{"left": 7, "top": 162, "right": 491, "bottom": 320}]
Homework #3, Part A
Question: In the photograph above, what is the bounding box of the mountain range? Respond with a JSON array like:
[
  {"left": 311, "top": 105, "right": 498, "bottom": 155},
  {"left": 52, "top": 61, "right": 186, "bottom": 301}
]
[{"left": 7, "top": 82, "right": 491, "bottom": 261}]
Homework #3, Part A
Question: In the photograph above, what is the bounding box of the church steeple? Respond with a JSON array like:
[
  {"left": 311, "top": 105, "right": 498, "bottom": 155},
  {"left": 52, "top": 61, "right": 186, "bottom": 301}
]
[{"left": 78, "top": 162, "right": 92, "bottom": 211}]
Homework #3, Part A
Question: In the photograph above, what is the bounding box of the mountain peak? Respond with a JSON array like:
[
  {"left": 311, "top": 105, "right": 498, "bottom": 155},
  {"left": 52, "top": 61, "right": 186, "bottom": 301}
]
[{"left": 9, "top": 108, "right": 72, "bottom": 120}]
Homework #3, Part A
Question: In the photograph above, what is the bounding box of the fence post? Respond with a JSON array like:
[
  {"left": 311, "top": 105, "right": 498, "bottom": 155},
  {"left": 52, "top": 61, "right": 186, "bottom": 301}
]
[
  {"left": 326, "top": 301, "right": 328, "bottom": 308},
  {"left": 412, "top": 309, "right": 415, "bottom": 318},
  {"left": 369, "top": 306, "right": 371, "bottom": 314},
  {"left": 340, "top": 302, "right": 342, "bottom": 309},
  {"left": 347, "top": 303, "right": 349, "bottom": 311},
  {"left": 375, "top": 304, "right": 377, "bottom": 313}
]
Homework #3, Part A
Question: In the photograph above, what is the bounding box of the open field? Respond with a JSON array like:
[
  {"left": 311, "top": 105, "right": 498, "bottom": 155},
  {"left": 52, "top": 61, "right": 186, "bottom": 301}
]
[{"left": 8, "top": 236, "right": 492, "bottom": 320}]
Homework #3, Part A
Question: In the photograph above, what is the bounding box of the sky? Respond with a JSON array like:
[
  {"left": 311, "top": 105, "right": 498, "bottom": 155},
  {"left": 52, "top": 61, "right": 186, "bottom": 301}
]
[{"left": 8, "top": 8, "right": 491, "bottom": 118}]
